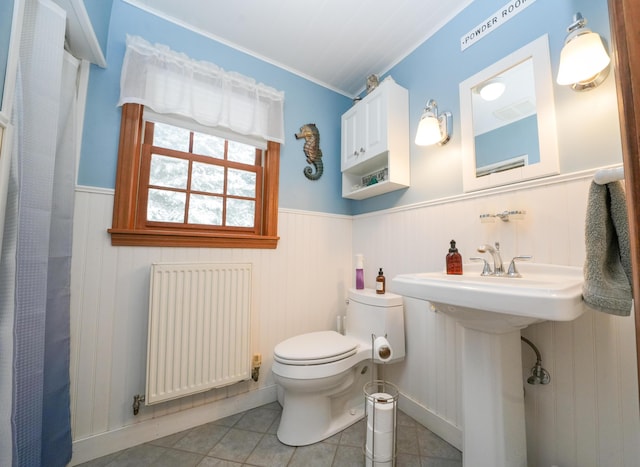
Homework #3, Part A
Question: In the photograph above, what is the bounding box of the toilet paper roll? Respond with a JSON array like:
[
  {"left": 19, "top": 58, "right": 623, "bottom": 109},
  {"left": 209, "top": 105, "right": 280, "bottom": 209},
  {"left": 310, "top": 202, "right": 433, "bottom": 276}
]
[
  {"left": 365, "top": 458, "right": 392, "bottom": 467},
  {"left": 366, "top": 392, "right": 395, "bottom": 432},
  {"left": 366, "top": 429, "right": 393, "bottom": 457},
  {"left": 365, "top": 428, "right": 394, "bottom": 464},
  {"left": 373, "top": 336, "right": 393, "bottom": 362}
]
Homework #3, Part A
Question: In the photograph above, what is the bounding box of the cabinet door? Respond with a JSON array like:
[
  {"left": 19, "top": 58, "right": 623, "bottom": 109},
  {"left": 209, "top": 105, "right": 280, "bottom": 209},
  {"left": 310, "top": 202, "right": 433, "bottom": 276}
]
[
  {"left": 363, "top": 90, "right": 386, "bottom": 158},
  {"left": 341, "top": 106, "right": 363, "bottom": 170}
]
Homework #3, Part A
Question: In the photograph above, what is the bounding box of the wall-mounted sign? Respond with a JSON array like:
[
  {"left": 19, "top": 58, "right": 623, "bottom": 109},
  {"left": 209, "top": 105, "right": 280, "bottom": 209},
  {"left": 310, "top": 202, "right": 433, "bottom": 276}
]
[{"left": 460, "top": 0, "right": 537, "bottom": 51}]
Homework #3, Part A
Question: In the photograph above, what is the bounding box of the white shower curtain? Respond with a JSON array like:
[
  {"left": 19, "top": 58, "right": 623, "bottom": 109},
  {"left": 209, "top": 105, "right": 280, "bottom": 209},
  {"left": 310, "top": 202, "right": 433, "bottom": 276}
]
[{"left": 0, "top": 1, "right": 77, "bottom": 465}]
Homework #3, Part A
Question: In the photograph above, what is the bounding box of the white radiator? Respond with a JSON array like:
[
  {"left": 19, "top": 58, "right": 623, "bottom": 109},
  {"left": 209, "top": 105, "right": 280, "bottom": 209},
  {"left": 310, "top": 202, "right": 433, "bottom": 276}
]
[{"left": 145, "top": 262, "right": 252, "bottom": 405}]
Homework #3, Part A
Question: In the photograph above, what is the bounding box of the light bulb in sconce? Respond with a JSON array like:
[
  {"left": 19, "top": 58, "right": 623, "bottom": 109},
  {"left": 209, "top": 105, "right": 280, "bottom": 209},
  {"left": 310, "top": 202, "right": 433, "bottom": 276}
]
[
  {"left": 415, "top": 99, "right": 452, "bottom": 146},
  {"left": 557, "top": 12, "right": 610, "bottom": 91},
  {"left": 415, "top": 114, "right": 442, "bottom": 145}
]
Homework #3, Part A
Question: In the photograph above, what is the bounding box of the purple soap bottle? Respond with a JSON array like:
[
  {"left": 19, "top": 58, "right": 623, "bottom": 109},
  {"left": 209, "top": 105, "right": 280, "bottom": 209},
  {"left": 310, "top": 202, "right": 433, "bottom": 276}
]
[{"left": 355, "top": 254, "right": 365, "bottom": 289}]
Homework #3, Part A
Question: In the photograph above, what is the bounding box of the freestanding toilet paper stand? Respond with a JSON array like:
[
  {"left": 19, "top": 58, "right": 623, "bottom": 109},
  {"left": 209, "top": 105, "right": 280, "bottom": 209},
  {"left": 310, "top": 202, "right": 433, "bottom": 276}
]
[{"left": 364, "top": 334, "right": 399, "bottom": 467}]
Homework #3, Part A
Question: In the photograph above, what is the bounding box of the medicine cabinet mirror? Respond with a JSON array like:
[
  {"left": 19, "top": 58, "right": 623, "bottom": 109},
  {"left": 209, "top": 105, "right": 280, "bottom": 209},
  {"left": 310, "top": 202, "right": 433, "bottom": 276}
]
[{"left": 460, "top": 34, "right": 559, "bottom": 192}]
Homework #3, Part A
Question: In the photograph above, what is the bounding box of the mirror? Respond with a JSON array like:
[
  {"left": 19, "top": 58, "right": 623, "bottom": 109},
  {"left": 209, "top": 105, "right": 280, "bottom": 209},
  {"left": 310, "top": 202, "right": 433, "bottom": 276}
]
[{"left": 460, "top": 34, "right": 559, "bottom": 192}]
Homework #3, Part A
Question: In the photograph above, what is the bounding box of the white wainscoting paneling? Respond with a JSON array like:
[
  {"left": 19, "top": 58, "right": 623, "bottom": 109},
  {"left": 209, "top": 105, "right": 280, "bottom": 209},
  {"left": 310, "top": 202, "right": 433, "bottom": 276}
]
[
  {"left": 70, "top": 170, "right": 640, "bottom": 467},
  {"left": 69, "top": 188, "right": 352, "bottom": 464},
  {"left": 355, "top": 174, "right": 640, "bottom": 467}
]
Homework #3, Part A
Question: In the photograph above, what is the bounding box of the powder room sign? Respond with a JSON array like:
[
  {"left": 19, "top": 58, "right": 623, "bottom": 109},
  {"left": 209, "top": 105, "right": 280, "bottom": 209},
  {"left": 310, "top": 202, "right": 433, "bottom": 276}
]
[{"left": 460, "top": 0, "right": 537, "bottom": 51}]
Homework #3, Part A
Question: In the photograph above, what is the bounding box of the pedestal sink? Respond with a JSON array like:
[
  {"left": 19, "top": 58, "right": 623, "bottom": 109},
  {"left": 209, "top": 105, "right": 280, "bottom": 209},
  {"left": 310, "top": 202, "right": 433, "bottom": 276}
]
[{"left": 392, "top": 263, "right": 587, "bottom": 467}]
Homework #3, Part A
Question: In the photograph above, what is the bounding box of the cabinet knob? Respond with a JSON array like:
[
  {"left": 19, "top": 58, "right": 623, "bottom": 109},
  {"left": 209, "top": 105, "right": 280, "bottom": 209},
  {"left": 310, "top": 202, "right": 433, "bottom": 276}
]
[
  {"left": 359, "top": 147, "right": 365, "bottom": 154},
  {"left": 353, "top": 150, "right": 358, "bottom": 157}
]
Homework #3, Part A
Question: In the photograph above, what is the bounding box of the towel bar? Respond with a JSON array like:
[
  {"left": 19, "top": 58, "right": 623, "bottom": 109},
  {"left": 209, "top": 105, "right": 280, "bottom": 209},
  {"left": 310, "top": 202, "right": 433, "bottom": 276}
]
[{"left": 594, "top": 166, "right": 624, "bottom": 185}]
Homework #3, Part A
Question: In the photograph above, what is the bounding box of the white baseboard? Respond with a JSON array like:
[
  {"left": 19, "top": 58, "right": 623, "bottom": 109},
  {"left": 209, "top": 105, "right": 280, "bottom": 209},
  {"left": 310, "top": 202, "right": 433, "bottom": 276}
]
[
  {"left": 69, "top": 385, "right": 278, "bottom": 466},
  {"left": 398, "top": 392, "right": 462, "bottom": 451}
]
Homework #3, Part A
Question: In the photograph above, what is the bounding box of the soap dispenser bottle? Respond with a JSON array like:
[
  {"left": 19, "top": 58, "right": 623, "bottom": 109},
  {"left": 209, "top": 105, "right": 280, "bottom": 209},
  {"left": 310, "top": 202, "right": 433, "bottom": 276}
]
[
  {"left": 376, "top": 268, "right": 386, "bottom": 294},
  {"left": 355, "top": 254, "right": 365, "bottom": 289},
  {"left": 446, "top": 240, "right": 463, "bottom": 275}
]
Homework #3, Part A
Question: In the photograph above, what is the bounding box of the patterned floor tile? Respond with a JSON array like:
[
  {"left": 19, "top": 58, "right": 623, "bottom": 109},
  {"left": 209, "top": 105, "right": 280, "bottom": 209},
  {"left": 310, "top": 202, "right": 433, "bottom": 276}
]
[{"left": 76, "top": 405, "right": 462, "bottom": 467}]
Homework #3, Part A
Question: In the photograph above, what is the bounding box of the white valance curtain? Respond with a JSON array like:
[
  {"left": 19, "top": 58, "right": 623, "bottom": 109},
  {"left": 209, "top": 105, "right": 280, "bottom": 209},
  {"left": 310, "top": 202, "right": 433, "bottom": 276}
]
[{"left": 118, "top": 35, "right": 285, "bottom": 144}]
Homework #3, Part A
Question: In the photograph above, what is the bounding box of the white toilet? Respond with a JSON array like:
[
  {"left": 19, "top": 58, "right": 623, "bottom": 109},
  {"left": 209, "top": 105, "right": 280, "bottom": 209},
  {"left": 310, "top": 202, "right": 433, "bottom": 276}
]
[{"left": 272, "top": 288, "right": 405, "bottom": 446}]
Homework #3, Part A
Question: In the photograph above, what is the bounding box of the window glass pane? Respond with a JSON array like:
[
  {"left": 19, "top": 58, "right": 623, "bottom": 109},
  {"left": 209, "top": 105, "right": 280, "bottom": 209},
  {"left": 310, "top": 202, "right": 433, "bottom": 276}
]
[
  {"left": 227, "top": 168, "right": 256, "bottom": 197},
  {"left": 188, "top": 194, "right": 223, "bottom": 225},
  {"left": 147, "top": 189, "right": 186, "bottom": 222},
  {"left": 191, "top": 161, "right": 224, "bottom": 194},
  {"left": 227, "top": 198, "right": 255, "bottom": 227},
  {"left": 153, "top": 122, "right": 189, "bottom": 152},
  {"left": 228, "top": 140, "right": 257, "bottom": 164},
  {"left": 150, "top": 154, "right": 189, "bottom": 189},
  {"left": 193, "top": 132, "right": 225, "bottom": 159}
]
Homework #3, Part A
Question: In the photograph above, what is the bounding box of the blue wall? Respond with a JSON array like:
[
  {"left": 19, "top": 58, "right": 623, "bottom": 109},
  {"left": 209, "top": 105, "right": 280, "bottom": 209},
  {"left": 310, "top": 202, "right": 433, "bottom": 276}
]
[
  {"left": 352, "top": 0, "right": 621, "bottom": 214},
  {"left": 83, "top": 0, "right": 114, "bottom": 60},
  {"left": 79, "top": 0, "right": 621, "bottom": 217},
  {"left": 79, "top": 0, "right": 354, "bottom": 215}
]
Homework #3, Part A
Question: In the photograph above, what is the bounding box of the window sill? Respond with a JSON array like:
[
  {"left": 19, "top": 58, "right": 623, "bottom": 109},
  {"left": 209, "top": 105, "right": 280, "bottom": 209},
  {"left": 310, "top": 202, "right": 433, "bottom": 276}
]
[{"left": 108, "top": 228, "right": 279, "bottom": 249}]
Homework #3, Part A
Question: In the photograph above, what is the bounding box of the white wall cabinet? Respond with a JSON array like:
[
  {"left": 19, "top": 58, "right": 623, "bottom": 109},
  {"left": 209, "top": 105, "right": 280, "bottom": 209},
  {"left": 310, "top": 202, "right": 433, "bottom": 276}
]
[{"left": 341, "top": 77, "right": 409, "bottom": 200}]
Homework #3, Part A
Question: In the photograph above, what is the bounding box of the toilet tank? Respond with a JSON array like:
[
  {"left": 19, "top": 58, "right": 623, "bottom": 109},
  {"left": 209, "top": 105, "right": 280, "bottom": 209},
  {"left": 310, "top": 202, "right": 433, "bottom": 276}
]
[{"left": 346, "top": 288, "right": 405, "bottom": 363}]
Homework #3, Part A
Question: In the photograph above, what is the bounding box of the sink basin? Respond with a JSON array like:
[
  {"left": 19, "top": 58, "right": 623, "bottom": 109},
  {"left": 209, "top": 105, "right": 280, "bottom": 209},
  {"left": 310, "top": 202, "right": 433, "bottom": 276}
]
[{"left": 392, "top": 262, "right": 586, "bottom": 333}]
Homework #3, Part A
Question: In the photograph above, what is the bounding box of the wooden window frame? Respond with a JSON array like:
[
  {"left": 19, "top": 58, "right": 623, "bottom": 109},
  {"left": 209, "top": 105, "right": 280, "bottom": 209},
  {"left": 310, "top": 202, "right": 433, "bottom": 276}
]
[
  {"left": 138, "top": 121, "right": 263, "bottom": 234},
  {"left": 108, "top": 104, "right": 280, "bottom": 248}
]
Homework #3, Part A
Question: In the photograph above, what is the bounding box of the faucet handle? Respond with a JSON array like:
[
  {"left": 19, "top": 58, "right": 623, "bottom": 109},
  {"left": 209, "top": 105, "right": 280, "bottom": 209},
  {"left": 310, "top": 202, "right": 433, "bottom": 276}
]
[
  {"left": 507, "top": 255, "right": 533, "bottom": 277},
  {"left": 470, "top": 257, "right": 493, "bottom": 276}
]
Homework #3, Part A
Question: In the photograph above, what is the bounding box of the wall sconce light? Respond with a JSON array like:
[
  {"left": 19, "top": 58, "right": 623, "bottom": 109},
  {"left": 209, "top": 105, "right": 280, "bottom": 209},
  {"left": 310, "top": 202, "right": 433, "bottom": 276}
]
[
  {"left": 556, "top": 12, "right": 610, "bottom": 91},
  {"left": 415, "top": 99, "right": 452, "bottom": 146}
]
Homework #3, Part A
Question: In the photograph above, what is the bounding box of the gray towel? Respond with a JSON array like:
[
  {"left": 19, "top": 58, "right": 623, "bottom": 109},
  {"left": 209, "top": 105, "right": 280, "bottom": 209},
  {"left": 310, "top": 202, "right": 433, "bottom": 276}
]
[{"left": 583, "top": 180, "right": 632, "bottom": 316}]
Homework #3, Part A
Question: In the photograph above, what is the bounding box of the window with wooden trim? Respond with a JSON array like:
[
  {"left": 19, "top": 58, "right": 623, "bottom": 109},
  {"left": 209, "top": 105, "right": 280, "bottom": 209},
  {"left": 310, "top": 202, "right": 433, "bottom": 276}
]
[{"left": 109, "top": 104, "right": 280, "bottom": 248}]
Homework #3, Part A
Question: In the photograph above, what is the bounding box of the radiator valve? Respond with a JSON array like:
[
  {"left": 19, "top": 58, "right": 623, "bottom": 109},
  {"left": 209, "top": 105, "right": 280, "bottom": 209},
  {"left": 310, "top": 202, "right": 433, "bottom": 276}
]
[
  {"left": 132, "top": 394, "right": 145, "bottom": 415},
  {"left": 251, "top": 353, "right": 262, "bottom": 382}
]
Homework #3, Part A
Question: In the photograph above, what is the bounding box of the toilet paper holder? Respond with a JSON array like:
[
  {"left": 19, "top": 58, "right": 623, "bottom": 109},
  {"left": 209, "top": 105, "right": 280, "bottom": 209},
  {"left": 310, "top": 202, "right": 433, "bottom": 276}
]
[
  {"left": 365, "top": 334, "right": 398, "bottom": 466},
  {"left": 363, "top": 379, "right": 399, "bottom": 466},
  {"left": 371, "top": 334, "right": 393, "bottom": 363}
]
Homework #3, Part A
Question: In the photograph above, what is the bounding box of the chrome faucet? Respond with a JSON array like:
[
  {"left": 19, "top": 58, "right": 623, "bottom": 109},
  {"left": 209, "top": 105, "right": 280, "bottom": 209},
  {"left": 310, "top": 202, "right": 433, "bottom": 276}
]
[{"left": 477, "top": 242, "right": 504, "bottom": 275}]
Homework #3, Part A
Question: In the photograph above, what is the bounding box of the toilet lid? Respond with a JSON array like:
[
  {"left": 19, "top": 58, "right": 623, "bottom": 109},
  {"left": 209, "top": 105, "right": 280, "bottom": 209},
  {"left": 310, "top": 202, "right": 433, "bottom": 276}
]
[{"left": 274, "top": 331, "right": 359, "bottom": 365}]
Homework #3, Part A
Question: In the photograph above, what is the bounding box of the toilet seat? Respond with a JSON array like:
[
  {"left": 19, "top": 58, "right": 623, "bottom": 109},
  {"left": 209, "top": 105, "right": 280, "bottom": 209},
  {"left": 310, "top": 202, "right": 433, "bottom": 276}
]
[{"left": 274, "top": 331, "right": 359, "bottom": 365}]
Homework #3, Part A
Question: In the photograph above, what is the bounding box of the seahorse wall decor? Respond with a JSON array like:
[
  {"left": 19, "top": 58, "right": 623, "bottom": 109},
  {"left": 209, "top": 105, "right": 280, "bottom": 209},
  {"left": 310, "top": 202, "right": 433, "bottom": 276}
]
[{"left": 295, "top": 123, "right": 324, "bottom": 180}]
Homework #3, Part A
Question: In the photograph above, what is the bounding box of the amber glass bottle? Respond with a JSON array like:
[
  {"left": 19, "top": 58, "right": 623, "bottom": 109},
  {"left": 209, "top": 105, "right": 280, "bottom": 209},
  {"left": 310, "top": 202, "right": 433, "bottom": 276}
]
[
  {"left": 376, "top": 268, "right": 386, "bottom": 294},
  {"left": 446, "top": 240, "right": 463, "bottom": 275}
]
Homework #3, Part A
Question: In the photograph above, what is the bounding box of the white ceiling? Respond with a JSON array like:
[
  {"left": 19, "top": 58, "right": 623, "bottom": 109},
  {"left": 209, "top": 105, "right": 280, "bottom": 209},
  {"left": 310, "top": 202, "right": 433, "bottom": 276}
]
[{"left": 124, "top": 0, "right": 474, "bottom": 97}]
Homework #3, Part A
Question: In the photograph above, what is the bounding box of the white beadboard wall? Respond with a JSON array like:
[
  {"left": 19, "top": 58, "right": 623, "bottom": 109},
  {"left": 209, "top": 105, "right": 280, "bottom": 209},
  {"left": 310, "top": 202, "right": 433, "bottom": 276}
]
[
  {"left": 70, "top": 168, "right": 640, "bottom": 467},
  {"left": 356, "top": 170, "right": 640, "bottom": 467},
  {"left": 69, "top": 188, "right": 353, "bottom": 464}
]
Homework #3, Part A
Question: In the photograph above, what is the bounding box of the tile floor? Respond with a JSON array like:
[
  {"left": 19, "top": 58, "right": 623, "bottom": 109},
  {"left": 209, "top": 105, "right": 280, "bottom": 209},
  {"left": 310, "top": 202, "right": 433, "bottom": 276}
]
[{"left": 77, "top": 401, "right": 462, "bottom": 467}]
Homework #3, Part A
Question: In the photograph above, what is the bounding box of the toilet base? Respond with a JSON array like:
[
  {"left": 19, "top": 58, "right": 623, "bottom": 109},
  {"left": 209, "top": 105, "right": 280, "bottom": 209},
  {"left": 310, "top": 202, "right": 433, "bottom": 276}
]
[
  {"left": 275, "top": 362, "right": 372, "bottom": 446},
  {"left": 277, "top": 396, "right": 365, "bottom": 446}
]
